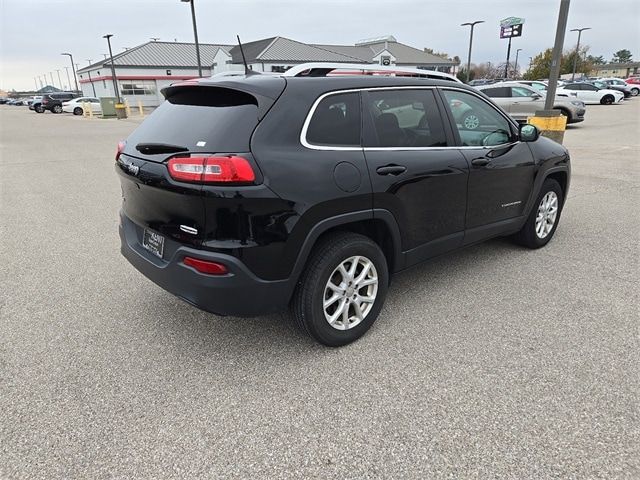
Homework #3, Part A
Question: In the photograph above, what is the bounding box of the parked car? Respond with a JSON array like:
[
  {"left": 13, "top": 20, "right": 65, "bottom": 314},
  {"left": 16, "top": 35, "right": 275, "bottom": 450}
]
[
  {"left": 476, "top": 82, "right": 586, "bottom": 124},
  {"left": 625, "top": 76, "right": 640, "bottom": 95},
  {"left": 515, "top": 80, "right": 549, "bottom": 93},
  {"left": 116, "top": 64, "right": 570, "bottom": 346},
  {"left": 37, "top": 92, "right": 79, "bottom": 113},
  {"left": 28, "top": 96, "right": 43, "bottom": 110},
  {"left": 62, "top": 97, "right": 102, "bottom": 115},
  {"left": 0, "top": 98, "right": 8, "bottom": 104},
  {"left": 8, "top": 98, "right": 26, "bottom": 106},
  {"left": 597, "top": 78, "right": 636, "bottom": 97},
  {"left": 556, "top": 82, "right": 624, "bottom": 105}
]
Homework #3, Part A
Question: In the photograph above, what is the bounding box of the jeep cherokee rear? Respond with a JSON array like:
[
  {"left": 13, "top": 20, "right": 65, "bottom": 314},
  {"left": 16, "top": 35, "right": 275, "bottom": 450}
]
[{"left": 117, "top": 65, "right": 570, "bottom": 346}]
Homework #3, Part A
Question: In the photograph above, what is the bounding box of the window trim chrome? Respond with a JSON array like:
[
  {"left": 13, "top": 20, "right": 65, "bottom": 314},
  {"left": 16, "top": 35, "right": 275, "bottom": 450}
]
[{"left": 300, "top": 86, "right": 520, "bottom": 152}]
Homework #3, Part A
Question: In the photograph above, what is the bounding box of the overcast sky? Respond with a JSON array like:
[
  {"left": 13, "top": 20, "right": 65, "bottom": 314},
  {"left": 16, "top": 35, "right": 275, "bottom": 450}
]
[{"left": 1, "top": 0, "right": 639, "bottom": 90}]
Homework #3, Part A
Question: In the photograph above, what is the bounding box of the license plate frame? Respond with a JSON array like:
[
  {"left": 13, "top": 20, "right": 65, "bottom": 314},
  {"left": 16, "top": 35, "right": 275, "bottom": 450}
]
[{"left": 142, "top": 229, "right": 165, "bottom": 259}]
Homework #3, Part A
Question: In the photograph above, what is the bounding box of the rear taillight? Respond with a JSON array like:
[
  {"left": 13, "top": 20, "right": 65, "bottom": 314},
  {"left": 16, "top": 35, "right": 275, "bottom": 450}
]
[
  {"left": 183, "top": 257, "right": 228, "bottom": 275},
  {"left": 167, "top": 156, "right": 255, "bottom": 184},
  {"left": 115, "top": 140, "right": 126, "bottom": 161}
]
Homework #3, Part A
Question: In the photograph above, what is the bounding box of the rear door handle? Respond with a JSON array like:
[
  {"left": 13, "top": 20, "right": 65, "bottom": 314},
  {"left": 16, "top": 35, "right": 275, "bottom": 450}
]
[
  {"left": 376, "top": 165, "right": 407, "bottom": 175},
  {"left": 471, "top": 157, "right": 491, "bottom": 167}
]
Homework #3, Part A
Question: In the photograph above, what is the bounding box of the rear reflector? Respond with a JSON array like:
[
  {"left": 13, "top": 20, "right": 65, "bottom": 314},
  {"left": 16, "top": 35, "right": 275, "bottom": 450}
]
[
  {"left": 183, "top": 256, "right": 228, "bottom": 275},
  {"left": 167, "top": 156, "right": 255, "bottom": 184}
]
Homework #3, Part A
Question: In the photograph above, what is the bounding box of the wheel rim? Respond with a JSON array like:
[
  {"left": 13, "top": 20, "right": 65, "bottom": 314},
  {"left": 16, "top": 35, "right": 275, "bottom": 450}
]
[
  {"left": 603, "top": 96, "right": 612, "bottom": 105},
  {"left": 54, "top": 106, "right": 62, "bottom": 113},
  {"left": 464, "top": 114, "right": 480, "bottom": 130},
  {"left": 535, "top": 191, "right": 559, "bottom": 239},
  {"left": 323, "top": 255, "right": 378, "bottom": 331}
]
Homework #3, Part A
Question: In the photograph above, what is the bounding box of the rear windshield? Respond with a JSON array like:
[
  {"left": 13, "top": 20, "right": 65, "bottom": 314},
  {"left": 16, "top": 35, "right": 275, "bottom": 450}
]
[{"left": 126, "top": 87, "right": 259, "bottom": 154}]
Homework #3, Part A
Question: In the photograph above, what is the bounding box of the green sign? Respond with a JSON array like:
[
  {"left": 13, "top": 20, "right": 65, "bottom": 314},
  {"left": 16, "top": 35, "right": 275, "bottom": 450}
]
[{"left": 500, "top": 17, "right": 525, "bottom": 28}]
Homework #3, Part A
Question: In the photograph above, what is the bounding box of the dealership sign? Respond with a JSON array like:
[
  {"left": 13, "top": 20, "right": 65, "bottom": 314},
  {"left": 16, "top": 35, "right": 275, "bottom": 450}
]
[{"left": 500, "top": 17, "right": 525, "bottom": 38}]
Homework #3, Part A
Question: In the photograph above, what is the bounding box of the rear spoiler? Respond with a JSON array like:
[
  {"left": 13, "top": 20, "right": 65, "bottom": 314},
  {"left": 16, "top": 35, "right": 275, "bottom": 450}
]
[{"left": 162, "top": 76, "right": 286, "bottom": 120}]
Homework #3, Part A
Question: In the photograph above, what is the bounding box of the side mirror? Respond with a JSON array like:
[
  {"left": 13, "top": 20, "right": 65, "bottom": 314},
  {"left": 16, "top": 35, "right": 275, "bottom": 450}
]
[{"left": 519, "top": 124, "right": 539, "bottom": 142}]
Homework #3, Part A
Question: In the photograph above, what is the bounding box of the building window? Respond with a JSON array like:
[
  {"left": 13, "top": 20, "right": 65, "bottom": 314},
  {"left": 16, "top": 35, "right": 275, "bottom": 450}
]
[
  {"left": 120, "top": 80, "right": 156, "bottom": 96},
  {"left": 166, "top": 69, "right": 172, "bottom": 75}
]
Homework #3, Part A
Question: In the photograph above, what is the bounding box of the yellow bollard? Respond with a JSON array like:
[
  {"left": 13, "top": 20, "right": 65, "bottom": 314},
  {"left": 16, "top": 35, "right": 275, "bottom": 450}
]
[
  {"left": 527, "top": 113, "right": 567, "bottom": 144},
  {"left": 87, "top": 102, "right": 93, "bottom": 119},
  {"left": 83, "top": 102, "right": 89, "bottom": 117},
  {"left": 137, "top": 100, "right": 144, "bottom": 117},
  {"left": 125, "top": 99, "right": 131, "bottom": 117}
]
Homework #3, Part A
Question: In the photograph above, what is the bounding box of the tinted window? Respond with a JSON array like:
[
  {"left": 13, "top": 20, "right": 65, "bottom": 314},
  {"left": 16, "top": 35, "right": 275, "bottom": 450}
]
[
  {"left": 442, "top": 89, "right": 513, "bottom": 147},
  {"left": 482, "top": 87, "right": 511, "bottom": 98},
  {"left": 365, "top": 89, "right": 446, "bottom": 147},
  {"left": 306, "top": 92, "right": 360, "bottom": 147},
  {"left": 564, "top": 84, "right": 581, "bottom": 90},
  {"left": 126, "top": 87, "right": 259, "bottom": 153},
  {"left": 583, "top": 84, "right": 598, "bottom": 91}
]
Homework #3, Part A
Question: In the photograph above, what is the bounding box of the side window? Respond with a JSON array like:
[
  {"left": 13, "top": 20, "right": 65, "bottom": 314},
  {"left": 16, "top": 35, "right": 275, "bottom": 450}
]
[
  {"left": 306, "top": 92, "right": 361, "bottom": 147},
  {"left": 365, "top": 89, "right": 446, "bottom": 148},
  {"left": 442, "top": 89, "right": 513, "bottom": 147},
  {"left": 565, "top": 84, "right": 580, "bottom": 90},
  {"left": 482, "top": 87, "right": 511, "bottom": 98},
  {"left": 511, "top": 86, "right": 535, "bottom": 97}
]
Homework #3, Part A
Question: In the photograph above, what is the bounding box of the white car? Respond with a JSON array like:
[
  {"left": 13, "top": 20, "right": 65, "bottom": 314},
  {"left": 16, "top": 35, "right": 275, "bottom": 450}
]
[
  {"left": 556, "top": 82, "right": 624, "bottom": 105},
  {"left": 62, "top": 97, "right": 102, "bottom": 115}
]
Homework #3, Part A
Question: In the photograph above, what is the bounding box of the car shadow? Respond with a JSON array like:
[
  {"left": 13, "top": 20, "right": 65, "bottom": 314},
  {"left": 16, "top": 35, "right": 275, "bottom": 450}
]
[{"left": 140, "top": 236, "right": 524, "bottom": 357}]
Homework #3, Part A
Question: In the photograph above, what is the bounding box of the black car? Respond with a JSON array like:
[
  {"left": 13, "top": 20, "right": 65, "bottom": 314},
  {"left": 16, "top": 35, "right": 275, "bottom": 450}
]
[
  {"left": 116, "top": 65, "right": 570, "bottom": 346},
  {"left": 36, "top": 92, "right": 78, "bottom": 113}
]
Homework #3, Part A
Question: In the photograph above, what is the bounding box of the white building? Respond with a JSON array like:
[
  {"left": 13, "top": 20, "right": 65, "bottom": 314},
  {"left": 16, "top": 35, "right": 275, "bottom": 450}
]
[{"left": 77, "top": 36, "right": 459, "bottom": 107}]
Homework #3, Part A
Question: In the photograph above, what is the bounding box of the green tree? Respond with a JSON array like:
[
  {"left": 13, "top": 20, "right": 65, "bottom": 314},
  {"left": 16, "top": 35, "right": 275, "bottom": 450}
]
[
  {"left": 611, "top": 49, "right": 633, "bottom": 63},
  {"left": 523, "top": 48, "right": 553, "bottom": 80},
  {"left": 523, "top": 46, "right": 594, "bottom": 79},
  {"left": 586, "top": 55, "right": 605, "bottom": 65}
]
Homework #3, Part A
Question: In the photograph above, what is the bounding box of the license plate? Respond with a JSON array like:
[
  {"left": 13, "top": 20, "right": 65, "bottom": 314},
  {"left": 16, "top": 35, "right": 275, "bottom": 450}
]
[{"left": 142, "top": 229, "right": 164, "bottom": 259}]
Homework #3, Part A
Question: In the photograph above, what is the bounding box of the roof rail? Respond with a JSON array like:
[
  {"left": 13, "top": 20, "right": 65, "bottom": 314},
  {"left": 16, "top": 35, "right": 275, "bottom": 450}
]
[{"left": 282, "top": 62, "right": 462, "bottom": 83}]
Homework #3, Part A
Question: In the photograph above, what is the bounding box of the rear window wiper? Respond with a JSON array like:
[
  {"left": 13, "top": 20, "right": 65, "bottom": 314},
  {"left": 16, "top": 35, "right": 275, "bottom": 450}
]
[{"left": 135, "top": 143, "right": 189, "bottom": 155}]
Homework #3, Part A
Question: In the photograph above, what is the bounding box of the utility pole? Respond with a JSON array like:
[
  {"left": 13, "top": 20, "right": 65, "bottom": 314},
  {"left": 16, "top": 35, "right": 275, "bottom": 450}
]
[
  {"left": 460, "top": 21, "right": 484, "bottom": 83},
  {"left": 86, "top": 59, "right": 97, "bottom": 96},
  {"left": 570, "top": 27, "right": 591, "bottom": 81},
  {"left": 61, "top": 53, "right": 80, "bottom": 92},
  {"left": 64, "top": 67, "right": 72, "bottom": 92},
  {"left": 56, "top": 69, "right": 63, "bottom": 90}
]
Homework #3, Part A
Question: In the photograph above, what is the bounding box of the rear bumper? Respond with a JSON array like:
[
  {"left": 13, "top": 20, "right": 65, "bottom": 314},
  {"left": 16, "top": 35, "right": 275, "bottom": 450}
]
[{"left": 119, "top": 212, "right": 292, "bottom": 317}]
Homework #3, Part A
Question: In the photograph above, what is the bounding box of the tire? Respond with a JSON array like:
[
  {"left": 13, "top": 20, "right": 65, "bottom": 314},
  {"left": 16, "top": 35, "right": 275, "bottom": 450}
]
[
  {"left": 52, "top": 105, "right": 63, "bottom": 114},
  {"left": 513, "top": 178, "right": 563, "bottom": 249},
  {"left": 462, "top": 111, "right": 480, "bottom": 130},
  {"left": 554, "top": 108, "right": 572, "bottom": 123},
  {"left": 34, "top": 105, "right": 44, "bottom": 113},
  {"left": 291, "top": 232, "right": 389, "bottom": 347},
  {"left": 600, "top": 95, "right": 614, "bottom": 105},
  {"left": 73, "top": 107, "right": 83, "bottom": 116},
  {"left": 630, "top": 87, "right": 639, "bottom": 97}
]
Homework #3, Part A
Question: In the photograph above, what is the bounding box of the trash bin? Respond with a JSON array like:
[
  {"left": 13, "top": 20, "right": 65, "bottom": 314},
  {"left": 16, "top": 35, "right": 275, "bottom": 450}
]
[{"left": 115, "top": 103, "right": 128, "bottom": 119}]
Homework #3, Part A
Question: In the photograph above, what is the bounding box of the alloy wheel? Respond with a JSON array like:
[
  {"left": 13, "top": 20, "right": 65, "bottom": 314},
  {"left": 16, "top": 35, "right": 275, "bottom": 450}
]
[
  {"left": 323, "top": 255, "right": 378, "bottom": 331},
  {"left": 535, "top": 191, "right": 558, "bottom": 239}
]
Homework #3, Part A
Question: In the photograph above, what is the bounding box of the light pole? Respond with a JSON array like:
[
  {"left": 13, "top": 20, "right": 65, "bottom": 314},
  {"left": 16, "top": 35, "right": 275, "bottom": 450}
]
[
  {"left": 56, "top": 69, "right": 63, "bottom": 90},
  {"left": 64, "top": 66, "right": 72, "bottom": 91},
  {"left": 570, "top": 27, "right": 591, "bottom": 81},
  {"left": 86, "top": 59, "right": 97, "bottom": 96},
  {"left": 181, "top": 0, "right": 203, "bottom": 77},
  {"left": 514, "top": 48, "right": 523, "bottom": 78},
  {"left": 544, "top": 0, "right": 571, "bottom": 111},
  {"left": 49, "top": 72, "right": 55, "bottom": 88},
  {"left": 61, "top": 53, "right": 79, "bottom": 92},
  {"left": 461, "top": 20, "right": 484, "bottom": 83},
  {"left": 103, "top": 34, "right": 121, "bottom": 102}
]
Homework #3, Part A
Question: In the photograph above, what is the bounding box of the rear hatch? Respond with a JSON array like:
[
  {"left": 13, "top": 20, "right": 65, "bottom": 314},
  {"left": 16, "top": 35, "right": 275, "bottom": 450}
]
[{"left": 116, "top": 77, "right": 285, "bottom": 247}]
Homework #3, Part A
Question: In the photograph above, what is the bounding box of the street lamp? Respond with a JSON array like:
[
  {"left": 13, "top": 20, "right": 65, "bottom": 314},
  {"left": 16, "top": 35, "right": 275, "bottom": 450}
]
[
  {"left": 103, "top": 34, "right": 121, "bottom": 103},
  {"left": 461, "top": 20, "right": 484, "bottom": 83},
  {"left": 514, "top": 48, "right": 523, "bottom": 78},
  {"left": 570, "top": 27, "right": 591, "bottom": 81},
  {"left": 61, "top": 53, "right": 79, "bottom": 92},
  {"left": 181, "top": 0, "right": 203, "bottom": 77}
]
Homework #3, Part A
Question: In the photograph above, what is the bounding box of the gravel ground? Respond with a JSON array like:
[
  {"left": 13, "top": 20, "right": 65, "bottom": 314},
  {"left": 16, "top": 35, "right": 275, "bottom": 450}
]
[{"left": 1, "top": 100, "right": 638, "bottom": 479}]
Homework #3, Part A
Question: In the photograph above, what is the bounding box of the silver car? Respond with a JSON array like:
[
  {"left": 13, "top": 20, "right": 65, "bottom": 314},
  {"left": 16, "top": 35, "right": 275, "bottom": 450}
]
[{"left": 476, "top": 82, "right": 586, "bottom": 124}]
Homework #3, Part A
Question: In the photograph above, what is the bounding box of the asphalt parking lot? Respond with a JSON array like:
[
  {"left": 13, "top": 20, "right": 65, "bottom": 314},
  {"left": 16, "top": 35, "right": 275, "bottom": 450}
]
[{"left": 1, "top": 101, "right": 638, "bottom": 479}]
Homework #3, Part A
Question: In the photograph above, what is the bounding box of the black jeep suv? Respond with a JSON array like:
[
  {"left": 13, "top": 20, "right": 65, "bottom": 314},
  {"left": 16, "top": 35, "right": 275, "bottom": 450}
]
[
  {"left": 37, "top": 92, "right": 78, "bottom": 113},
  {"left": 117, "top": 65, "right": 570, "bottom": 346}
]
